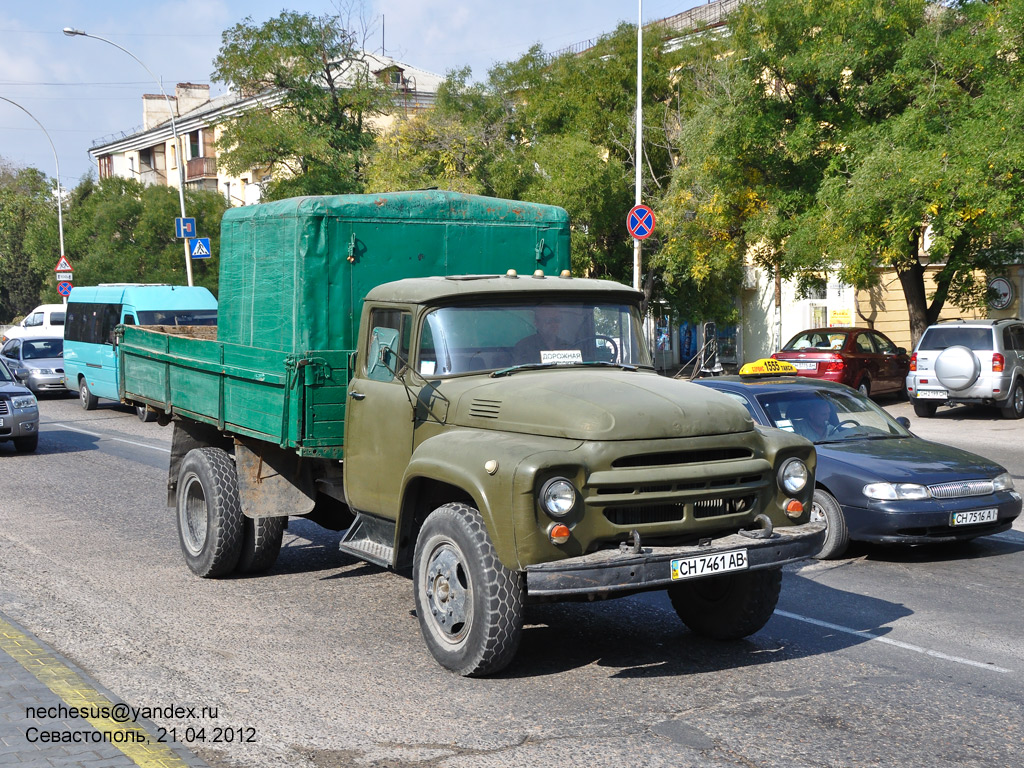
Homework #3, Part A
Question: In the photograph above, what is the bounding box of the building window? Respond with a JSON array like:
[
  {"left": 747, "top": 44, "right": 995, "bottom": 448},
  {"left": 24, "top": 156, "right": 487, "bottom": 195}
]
[
  {"left": 98, "top": 156, "right": 113, "bottom": 179},
  {"left": 170, "top": 144, "right": 177, "bottom": 169}
]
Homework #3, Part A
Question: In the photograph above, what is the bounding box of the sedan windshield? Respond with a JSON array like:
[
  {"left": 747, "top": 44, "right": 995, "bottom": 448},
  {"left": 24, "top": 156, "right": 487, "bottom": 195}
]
[
  {"left": 755, "top": 388, "right": 910, "bottom": 444},
  {"left": 418, "top": 301, "right": 651, "bottom": 375}
]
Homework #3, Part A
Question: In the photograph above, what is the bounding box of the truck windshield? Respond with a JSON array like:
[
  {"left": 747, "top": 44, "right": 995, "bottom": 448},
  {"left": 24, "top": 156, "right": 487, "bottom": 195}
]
[{"left": 417, "top": 301, "right": 651, "bottom": 376}]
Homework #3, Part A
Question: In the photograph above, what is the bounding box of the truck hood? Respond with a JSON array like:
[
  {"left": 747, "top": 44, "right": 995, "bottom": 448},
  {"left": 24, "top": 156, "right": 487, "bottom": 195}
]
[{"left": 451, "top": 369, "right": 753, "bottom": 440}]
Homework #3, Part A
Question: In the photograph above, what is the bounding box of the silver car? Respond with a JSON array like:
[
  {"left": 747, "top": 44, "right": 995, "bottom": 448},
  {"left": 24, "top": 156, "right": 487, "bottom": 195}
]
[
  {"left": 0, "top": 336, "right": 66, "bottom": 395},
  {"left": 0, "top": 359, "right": 39, "bottom": 453},
  {"left": 906, "top": 319, "right": 1024, "bottom": 419}
]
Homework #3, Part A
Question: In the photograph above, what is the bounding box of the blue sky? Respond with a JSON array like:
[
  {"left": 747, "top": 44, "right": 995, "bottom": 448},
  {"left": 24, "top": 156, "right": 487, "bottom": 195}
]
[{"left": 0, "top": 0, "right": 698, "bottom": 185}]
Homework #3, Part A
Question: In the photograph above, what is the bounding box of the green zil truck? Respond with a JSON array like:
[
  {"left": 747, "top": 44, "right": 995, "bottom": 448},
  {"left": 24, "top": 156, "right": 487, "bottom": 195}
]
[{"left": 119, "top": 191, "right": 824, "bottom": 676}]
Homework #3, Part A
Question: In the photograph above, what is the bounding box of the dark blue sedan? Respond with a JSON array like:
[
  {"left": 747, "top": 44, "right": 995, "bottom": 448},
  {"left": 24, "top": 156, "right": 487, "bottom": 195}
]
[{"left": 693, "top": 370, "right": 1022, "bottom": 558}]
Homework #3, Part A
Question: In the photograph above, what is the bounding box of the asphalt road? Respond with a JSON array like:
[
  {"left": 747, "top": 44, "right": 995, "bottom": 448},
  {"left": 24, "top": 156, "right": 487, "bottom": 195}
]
[{"left": 1, "top": 392, "right": 1022, "bottom": 768}]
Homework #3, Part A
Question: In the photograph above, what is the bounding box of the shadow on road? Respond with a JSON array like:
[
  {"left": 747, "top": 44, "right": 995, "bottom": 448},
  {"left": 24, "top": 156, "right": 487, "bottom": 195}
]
[{"left": 498, "top": 571, "right": 911, "bottom": 679}]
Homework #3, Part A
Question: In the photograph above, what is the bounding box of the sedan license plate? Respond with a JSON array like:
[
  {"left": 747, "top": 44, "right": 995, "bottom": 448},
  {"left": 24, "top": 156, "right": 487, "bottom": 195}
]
[
  {"left": 0, "top": 418, "right": 3, "bottom": 427},
  {"left": 916, "top": 389, "right": 947, "bottom": 399},
  {"left": 791, "top": 362, "right": 817, "bottom": 370},
  {"left": 950, "top": 508, "right": 998, "bottom": 527},
  {"left": 671, "top": 549, "right": 748, "bottom": 580}
]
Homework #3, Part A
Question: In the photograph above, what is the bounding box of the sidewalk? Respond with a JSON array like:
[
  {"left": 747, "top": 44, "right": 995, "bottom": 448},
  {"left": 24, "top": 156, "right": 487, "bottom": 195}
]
[{"left": 0, "top": 611, "right": 207, "bottom": 768}]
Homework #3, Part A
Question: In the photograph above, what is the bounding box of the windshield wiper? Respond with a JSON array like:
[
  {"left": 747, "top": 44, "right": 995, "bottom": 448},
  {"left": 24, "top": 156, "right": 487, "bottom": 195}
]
[{"left": 491, "top": 363, "right": 558, "bottom": 377}]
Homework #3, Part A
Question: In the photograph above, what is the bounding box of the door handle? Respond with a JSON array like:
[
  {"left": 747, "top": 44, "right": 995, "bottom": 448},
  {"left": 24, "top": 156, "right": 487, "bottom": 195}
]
[{"left": 349, "top": 391, "right": 365, "bottom": 400}]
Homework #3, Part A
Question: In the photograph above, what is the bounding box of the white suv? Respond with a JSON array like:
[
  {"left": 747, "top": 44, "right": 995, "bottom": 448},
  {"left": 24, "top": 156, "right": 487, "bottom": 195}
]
[{"left": 906, "top": 319, "right": 1024, "bottom": 419}]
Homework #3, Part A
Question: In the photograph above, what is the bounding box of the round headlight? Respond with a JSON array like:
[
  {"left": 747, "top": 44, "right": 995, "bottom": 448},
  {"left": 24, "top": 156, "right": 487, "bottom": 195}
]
[
  {"left": 539, "top": 478, "right": 577, "bottom": 518},
  {"left": 778, "top": 458, "right": 809, "bottom": 494}
]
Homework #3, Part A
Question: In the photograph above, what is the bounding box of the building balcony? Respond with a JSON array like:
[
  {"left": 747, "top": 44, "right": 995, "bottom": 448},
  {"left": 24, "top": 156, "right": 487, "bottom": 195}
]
[{"left": 186, "top": 156, "right": 217, "bottom": 181}]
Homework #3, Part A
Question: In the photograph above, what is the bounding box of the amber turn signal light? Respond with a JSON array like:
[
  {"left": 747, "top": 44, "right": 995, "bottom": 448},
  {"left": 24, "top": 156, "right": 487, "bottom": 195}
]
[
  {"left": 549, "top": 524, "right": 571, "bottom": 544},
  {"left": 785, "top": 499, "right": 804, "bottom": 519}
]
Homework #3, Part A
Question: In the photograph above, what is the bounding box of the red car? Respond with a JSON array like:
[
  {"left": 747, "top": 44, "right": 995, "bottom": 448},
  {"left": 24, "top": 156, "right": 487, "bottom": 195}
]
[{"left": 771, "top": 327, "right": 910, "bottom": 397}]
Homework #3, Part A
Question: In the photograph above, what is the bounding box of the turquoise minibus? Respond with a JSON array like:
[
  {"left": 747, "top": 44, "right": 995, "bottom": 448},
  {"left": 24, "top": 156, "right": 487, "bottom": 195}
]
[{"left": 63, "top": 284, "right": 217, "bottom": 419}]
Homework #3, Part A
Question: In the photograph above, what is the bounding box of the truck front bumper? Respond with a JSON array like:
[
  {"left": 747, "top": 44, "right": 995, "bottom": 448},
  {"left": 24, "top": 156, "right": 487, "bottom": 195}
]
[{"left": 524, "top": 521, "right": 825, "bottom": 598}]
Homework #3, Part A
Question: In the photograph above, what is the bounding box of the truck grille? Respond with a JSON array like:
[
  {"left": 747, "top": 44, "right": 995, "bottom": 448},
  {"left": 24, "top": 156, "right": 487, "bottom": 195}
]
[
  {"left": 928, "top": 479, "right": 995, "bottom": 499},
  {"left": 605, "top": 494, "right": 756, "bottom": 526}
]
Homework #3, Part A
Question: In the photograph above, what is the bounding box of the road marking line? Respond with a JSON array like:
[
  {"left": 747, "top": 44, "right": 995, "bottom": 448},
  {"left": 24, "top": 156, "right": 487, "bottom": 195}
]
[
  {"left": 775, "top": 609, "right": 1011, "bottom": 673},
  {"left": 0, "top": 616, "right": 192, "bottom": 767},
  {"left": 49, "top": 423, "right": 171, "bottom": 453}
]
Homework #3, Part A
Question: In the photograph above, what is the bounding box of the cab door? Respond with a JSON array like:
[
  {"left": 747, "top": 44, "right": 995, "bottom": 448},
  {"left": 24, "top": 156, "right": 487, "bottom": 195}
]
[{"left": 343, "top": 305, "right": 418, "bottom": 519}]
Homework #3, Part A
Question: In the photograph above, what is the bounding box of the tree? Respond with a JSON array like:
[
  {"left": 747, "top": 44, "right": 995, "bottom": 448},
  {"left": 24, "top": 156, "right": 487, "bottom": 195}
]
[
  {"left": 366, "top": 25, "right": 681, "bottom": 304},
  {"left": 212, "top": 8, "right": 391, "bottom": 200},
  {"left": 0, "top": 161, "right": 50, "bottom": 322},
  {"left": 660, "top": 0, "right": 1024, "bottom": 346}
]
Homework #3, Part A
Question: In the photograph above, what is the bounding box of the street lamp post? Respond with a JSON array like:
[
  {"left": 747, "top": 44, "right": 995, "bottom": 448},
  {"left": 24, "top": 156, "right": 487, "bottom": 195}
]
[
  {"left": 0, "top": 97, "right": 67, "bottom": 301},
  {"left": 63, "top": 27, "right": 194, "bottom": 287}
]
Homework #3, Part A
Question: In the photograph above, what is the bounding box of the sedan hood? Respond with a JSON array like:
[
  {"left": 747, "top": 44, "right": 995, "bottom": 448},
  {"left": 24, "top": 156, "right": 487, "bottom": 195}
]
[
  {"left": 21, "top": 356, "right": 62, "bottom": 370},
  {"left": 452, "top": 370, "right": 753, "bottom": 440},
  {"left": 819, "top": 437, "right": 1005, "bottom": 485}
]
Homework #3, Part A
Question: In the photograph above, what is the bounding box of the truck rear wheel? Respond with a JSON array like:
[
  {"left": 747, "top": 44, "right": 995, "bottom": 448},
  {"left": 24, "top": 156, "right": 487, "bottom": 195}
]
[
  {"left": 236, "top": 516, "right": 286, "bottom": 574},
  {"left": 176, "top": 447, "right": 244, "bottom": 578},
  {"left": 668, "top": 567, "right": 782, "bottom": 640},
  {"left": 413, "top": 502, "right": 523, "bottom": 676}
]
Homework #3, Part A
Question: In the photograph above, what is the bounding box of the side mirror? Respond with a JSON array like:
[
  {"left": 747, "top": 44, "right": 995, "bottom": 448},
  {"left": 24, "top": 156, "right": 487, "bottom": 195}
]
[
  {"left": 367, "top": 327, "right": 401, "bottom": 382},
  {"left": 896, "top": 347, "right": 907, "bottom": 355},
  {"left": 896, "top": 416, "right": 911, "bottom": 429}
]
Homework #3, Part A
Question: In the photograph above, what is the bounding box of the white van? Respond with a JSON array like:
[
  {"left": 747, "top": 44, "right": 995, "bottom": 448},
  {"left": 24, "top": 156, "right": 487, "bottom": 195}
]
[{"left": 2, "top": 304, "right": 67, "bottom": 343}]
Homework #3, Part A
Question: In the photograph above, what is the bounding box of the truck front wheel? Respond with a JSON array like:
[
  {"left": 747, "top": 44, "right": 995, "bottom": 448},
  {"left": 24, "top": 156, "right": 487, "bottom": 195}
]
[
  {"left": 413, "top": 502, "right": 523, "bottom": 676},
  {"left": 668, "top": 567, "right": 782, "bottom": 640},
  {"left": 176, "top": 447, "right": 244, "bottom": 578}
]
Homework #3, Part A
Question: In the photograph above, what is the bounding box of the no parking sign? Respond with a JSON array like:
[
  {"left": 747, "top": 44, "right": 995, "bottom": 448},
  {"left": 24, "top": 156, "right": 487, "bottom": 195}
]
[{"left": 627, "top": 204, "right": 656, "bottom": 240}]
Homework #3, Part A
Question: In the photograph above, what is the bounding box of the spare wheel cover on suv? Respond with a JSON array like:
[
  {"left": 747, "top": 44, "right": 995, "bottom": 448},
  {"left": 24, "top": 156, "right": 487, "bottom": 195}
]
[{"left": 934, "top": 345, "right": 981, "bottom": 390}]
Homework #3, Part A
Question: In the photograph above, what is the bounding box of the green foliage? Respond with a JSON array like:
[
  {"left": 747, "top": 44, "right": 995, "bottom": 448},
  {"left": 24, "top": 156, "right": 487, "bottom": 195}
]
[
  {"left": 661, "top": 0, "right": 1024, "bottom": 343},
  {"left": 212, "top": 10, "right": 391, "bottom": 200},
  {"left": 366, "top": 24, "right": 683, "bottom": 307},
  {"left": 59, "top": 178, "right": 226, "bottom": 295},
  {"left": 0, "top": 162, "right": 50, "bottom": 322}
]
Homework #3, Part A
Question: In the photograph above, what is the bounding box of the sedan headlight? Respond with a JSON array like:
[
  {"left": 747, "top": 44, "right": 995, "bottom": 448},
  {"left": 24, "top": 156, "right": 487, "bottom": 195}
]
[
  {"left": 993, "top": 472, "right": 1014, "bottom": 492},
  {"left": 12, "top": 395, "right": 37, "bottom": 410},
  {"left": 539, "top": 477, "right": 577, "bottom": 518},
  {"left": 32, "top": 368, "right": 57, "bottom": 375},
  {"left": 778, "top": 458, "right": 809, "bottom": 494},
  {"left": 863, "top": 482, "right": 930, "bottom": 500}
]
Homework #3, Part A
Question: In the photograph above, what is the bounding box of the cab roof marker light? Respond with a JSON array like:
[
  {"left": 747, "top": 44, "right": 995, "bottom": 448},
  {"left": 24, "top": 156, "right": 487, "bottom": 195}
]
[
  {"left": 506, "top": 269, "right": 518, "bottom": 278},
  {"left": 532, "top": 270, "right": 545, "bottom": 278},
  {"left": 559, "top": 270, "right": 572, "bottom": 278}
]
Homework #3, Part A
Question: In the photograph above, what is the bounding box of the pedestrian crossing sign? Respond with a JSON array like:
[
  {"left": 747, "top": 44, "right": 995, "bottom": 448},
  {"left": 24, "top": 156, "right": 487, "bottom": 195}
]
[{"left": 188, "top": 237, "right": 212, "bottom": 259}]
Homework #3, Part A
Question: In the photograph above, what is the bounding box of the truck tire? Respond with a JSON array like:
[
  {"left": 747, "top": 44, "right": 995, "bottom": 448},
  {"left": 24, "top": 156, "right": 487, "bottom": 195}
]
[
  {"left": 236, "top": 516, "right": 286, "bottom": 574},
  {"left": 176, "top": 447, "right": 244, "bottom": 578},
  {"left": 809, "top": 489, "right": 849, "bottom": 560},
  {"left": 1000, "top": 380, "right": 1024, "bottom": 420},
  {"left": 668, "top": 567, "right": 782, "bottom": 640},
  {"left": 413, "top": 502, "right": 523, "bottom": 676},
  {"left": 79, "top": 379, "right": 98, "bottom": 411}
]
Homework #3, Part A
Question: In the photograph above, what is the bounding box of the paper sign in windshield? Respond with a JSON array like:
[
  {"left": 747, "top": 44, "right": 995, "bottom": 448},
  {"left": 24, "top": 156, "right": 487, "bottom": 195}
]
[{"left": 541, "top": 350, "right": 584, "bottom": 365}]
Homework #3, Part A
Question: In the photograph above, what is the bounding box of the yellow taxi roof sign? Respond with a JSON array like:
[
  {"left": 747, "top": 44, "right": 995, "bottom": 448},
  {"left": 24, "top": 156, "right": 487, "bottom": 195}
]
[{"left": 739, "top": 358, "right": 798, "bottom": 376}]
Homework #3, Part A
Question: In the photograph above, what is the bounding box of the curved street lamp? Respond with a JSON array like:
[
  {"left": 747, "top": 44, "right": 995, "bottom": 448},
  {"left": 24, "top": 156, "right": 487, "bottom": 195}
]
[
  {"left": 63, "top": 27, "right": 194, "bottom": 287},
  {"left": 0, "top": 96, "right": 67, "bottom": 300}
]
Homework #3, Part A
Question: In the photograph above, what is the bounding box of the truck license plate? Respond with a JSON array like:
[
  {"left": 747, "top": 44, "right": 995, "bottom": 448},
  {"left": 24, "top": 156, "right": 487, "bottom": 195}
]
[
  {"left": 950, "top": 508, "right": 998, "bottom": 526},
  {"left": 671, "top": 549, "right": 748, "bottom": 580},
  {"left": 916, "top": 389, "right": 947, "bottom": 399},
  {"left": 0, "top": 418, "right": 4, "bottom": 427}
]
